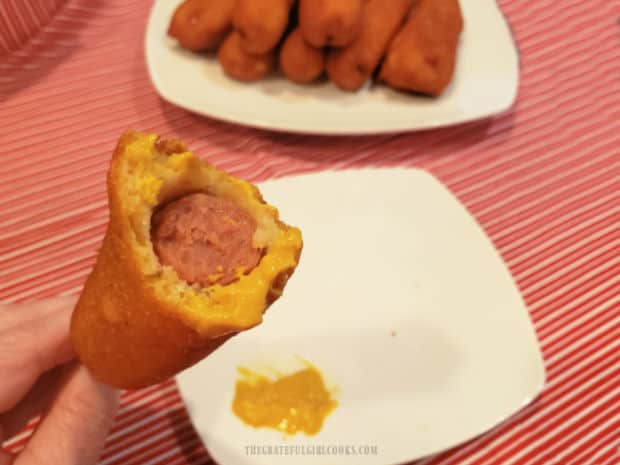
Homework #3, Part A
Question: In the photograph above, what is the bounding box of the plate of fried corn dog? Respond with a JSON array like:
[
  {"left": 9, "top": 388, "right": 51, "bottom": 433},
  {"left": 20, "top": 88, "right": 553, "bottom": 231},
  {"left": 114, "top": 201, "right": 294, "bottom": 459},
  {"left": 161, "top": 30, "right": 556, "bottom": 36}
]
[{"left": 146, "top": 0, "right": 519, "bottom": 134}]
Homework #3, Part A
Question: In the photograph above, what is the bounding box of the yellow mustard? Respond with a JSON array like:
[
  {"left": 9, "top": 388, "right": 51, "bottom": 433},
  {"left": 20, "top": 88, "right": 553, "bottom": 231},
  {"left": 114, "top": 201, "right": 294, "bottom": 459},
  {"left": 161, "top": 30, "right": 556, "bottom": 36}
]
[{"left": 232, "top": 363, "right": 337, "bottom": 435}]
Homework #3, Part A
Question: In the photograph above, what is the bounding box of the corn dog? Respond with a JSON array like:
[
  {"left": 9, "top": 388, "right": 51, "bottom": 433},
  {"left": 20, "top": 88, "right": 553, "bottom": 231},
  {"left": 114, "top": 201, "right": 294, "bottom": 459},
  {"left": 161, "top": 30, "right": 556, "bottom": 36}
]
[
  {"left": 380, "top": 0, "right": 463, "bottom": 97},
  {"left": 280, "top": 28, "right": 326, "bottom": 84},
  {"left": 218, "top": 31, "right": 277, "bottom": 82},
  {"left": 326, "top": 0, "right": 414, "bottom": 91},
  {"left": 233, "top": 0, "right": 295, "bottom": 55},
  {"left": 71, "top": 131, "right": 302, "bottom": 388},
  {"left": 168, "top": 0, "right": 236, "bottom": 51},
  {"left": 299, "top": 0, "right": 364, "bottom": 48}
]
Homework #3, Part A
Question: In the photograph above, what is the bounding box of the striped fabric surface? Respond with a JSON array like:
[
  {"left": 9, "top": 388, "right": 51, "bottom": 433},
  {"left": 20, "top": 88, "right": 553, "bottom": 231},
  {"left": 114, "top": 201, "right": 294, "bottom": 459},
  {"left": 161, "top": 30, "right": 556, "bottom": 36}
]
[
  {"left": 1, "top": 0, "right": 619, "bottom": 464},
  {"left": 0, "top": 0, "right": 65, "bottom": 56}
]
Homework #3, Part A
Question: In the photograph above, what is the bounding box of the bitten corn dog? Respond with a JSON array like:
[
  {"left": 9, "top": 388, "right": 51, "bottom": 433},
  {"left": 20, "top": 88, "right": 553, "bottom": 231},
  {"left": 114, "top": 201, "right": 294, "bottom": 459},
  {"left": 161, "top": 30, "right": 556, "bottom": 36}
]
[{"left": 71, "top": 131, "right": 302, "bottom": 389}]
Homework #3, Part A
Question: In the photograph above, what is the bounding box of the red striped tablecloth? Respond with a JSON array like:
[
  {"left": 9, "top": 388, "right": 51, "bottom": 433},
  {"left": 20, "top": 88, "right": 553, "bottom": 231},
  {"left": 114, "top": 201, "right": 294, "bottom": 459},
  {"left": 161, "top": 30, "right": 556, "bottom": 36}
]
[{"left": 1, "top": 1, "right": 619, "bottom": 464}]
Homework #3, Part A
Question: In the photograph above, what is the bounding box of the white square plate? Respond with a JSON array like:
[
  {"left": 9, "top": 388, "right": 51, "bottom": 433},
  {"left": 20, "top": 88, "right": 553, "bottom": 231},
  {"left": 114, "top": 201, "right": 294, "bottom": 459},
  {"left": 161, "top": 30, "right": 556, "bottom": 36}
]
[
  {"left": 176, "top": 169, "right": 545, "bottom": 465},
  {"left": 145, "top": 0, "right": 519, "bottom": 135}
]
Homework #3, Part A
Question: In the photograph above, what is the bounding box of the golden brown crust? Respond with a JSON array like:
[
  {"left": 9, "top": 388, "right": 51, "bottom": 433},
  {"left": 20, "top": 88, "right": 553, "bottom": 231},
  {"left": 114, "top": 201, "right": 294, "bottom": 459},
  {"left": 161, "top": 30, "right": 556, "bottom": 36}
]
[
  {"left": 168, "top": 0, "right": 237, "bottom": 52},
  {"left": 70, "top": 131, "right": 301, "bottom": 388},
  {"left": 279, "top": 28, "right": 326, "bottom": 84},
  {"left": 379, "top": 0, "right": 463, "bottom": 97},
  {"left": 299, "top": 0, "right": 364, "bottom": 48},
  {"left": 232, "top": 0, "right": 294, "bottom": 55},
  {"left": 218, "top": 31, "right": 276, "bottom": 82},
  {"left": 72, "top": 229, "right": 232, "bottom": 389},
  {"left": 326, "top": 0, "right": 415, "bottom": 91}
]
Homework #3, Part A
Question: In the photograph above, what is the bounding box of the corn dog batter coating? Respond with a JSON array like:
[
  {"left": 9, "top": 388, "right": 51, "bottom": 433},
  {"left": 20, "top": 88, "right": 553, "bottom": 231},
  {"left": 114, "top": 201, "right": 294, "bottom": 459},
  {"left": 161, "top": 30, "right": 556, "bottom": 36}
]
[
  {"left": 327, "top": 0, "right": 414, "bottom": 91},
  {"left": 218, "top": 31, "right": 276, "bottom": 82},
  {"left": 380, "top": 0, "right": 463, "bottom": 97},
  {"left": 168, "top": 0, "right": 236, "bottom": 51},
  {"left": 233, "top": 0, "right": 295, "bottom": 54},
  {"left": 299, "top": 0, "right": 364, "bottom": 48},
  {"left": 280, "top": 28, "right": 326, "bottom": 84}
]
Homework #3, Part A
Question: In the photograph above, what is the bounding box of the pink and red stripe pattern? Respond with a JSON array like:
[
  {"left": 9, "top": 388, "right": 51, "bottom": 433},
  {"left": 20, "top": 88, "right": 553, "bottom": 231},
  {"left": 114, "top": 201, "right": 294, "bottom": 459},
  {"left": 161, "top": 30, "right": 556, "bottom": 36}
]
[
  {"left": 1, "top": 0, "right": 619, "bottom": 464},
  {"left": 0, "top": 0, "right": 65, "bottom": 56}
]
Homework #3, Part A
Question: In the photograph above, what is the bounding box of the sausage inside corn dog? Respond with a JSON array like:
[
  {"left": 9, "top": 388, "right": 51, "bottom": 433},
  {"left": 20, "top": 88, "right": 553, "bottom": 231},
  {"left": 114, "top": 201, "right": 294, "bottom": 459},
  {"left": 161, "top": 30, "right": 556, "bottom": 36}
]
[{"left": 152, "top": 193, "right": 263, "bottom": 286}]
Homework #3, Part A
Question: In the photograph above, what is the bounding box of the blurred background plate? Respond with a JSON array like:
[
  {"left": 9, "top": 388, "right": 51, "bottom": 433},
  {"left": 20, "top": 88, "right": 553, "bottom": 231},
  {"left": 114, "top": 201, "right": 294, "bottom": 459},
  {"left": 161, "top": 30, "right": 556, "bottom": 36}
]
[
  {"left": 176, "top": 169, "right": 545, "bottom": 465},
  {"left": 145, "top": 0, "right": 519, "bottom": 135}
]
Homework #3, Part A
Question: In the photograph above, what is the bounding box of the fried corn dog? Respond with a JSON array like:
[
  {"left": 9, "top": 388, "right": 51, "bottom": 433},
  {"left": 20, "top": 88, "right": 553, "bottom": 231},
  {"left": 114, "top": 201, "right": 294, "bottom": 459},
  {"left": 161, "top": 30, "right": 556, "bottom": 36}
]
[
  {"left": 279, "top": 28, "right": 325, "bottom": 84},
  {"left": 233, "top": 0, "right": 295, "bottom": 55},
  {"left": 326, "top": 0, "right": 413, "bottom": 91},
  {"left": 299, "top": 0, "right": 364, "bottom": 48},
  {"left": 71, "top": 131, "right": 302, "bottom": 388},
  {"left": 168, "top": 0, "right": 237, "bottom": 51},
  {"left": 380, "top": 0, "right": 463, "bottom": 97},
  {"left": 218, "top": 31, "right": 276, "bottom": 82}
]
